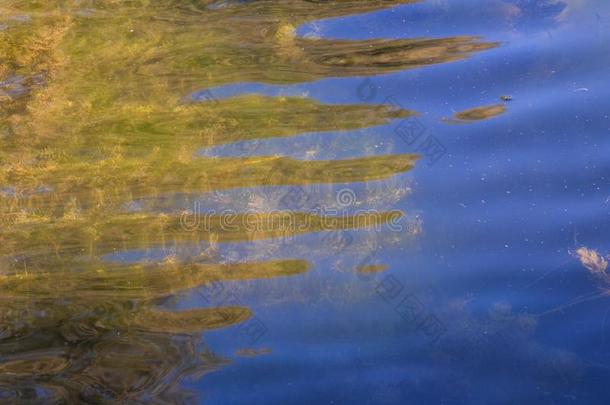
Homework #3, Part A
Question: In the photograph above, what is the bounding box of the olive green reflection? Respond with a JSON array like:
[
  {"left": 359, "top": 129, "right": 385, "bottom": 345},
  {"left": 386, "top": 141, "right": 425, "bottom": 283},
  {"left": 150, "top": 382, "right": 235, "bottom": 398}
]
[
  {"left": 0, "top": 0, "right": 499, "bottom": 402},
  {"left": 444, "top": 104, "right": 507, "bottom": 123},
  {"left": 0, "top": 259, "right": 307, "bottom": 402}
]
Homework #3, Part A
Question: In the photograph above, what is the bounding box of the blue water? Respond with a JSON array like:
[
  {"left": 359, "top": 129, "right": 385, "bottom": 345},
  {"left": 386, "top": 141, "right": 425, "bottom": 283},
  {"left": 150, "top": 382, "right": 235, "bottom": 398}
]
[
  {"left": 185, "top": 1, "right": 610, "bottom": 403},
  {"left": 2, "top": 0, "right": 609, "bottom": 403}
]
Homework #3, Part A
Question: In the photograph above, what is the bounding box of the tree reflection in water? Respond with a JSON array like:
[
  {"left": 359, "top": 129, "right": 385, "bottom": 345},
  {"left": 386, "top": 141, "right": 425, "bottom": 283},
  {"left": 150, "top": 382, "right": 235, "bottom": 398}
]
[{"left": 0, "top": 0, "right": 498, "bottom": 401}]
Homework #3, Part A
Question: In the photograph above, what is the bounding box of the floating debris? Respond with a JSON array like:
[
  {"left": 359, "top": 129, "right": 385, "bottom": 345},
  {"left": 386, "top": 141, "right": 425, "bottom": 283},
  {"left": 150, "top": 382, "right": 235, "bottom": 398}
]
[
  {"left": 575, "top": 247, "right": 609, "bottom": 277},
  {"left": 443, "top": 104, "right": 506, "bottom": 124}
]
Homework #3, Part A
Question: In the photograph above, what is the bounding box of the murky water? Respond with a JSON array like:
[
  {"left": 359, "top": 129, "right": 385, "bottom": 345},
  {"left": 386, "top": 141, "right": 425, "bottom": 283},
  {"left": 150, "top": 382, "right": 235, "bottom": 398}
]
[{"left": 1, "top": 0, "right": 609, "bottom": 403}]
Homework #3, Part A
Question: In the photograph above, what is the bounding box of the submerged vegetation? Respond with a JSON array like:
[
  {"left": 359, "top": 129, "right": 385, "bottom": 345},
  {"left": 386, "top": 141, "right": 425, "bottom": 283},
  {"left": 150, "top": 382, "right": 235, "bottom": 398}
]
[{"left": 0, "top": 0, "right": 498, "bottom": 401}]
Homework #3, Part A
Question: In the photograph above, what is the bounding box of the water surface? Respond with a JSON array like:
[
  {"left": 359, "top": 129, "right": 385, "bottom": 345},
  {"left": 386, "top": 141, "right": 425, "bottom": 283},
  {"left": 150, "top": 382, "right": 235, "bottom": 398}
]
[{"left": 1, "top": 0, "right": 609, "bottom": 403}]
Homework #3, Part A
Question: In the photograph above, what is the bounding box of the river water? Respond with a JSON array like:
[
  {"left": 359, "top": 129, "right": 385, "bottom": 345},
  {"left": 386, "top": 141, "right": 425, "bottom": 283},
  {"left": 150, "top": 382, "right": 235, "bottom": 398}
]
[{"left": 0, "top": 0, "right": 609, "bottom": 404}]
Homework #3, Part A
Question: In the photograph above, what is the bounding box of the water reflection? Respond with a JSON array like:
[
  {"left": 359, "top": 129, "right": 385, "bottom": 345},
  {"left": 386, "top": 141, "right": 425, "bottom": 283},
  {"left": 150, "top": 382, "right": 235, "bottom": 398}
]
[
  {"left": 443, "top": 104, "right": 507, "bottom": 123},
  {"left": 0, "top": 0, "right": 502, "bottom": 401}
]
